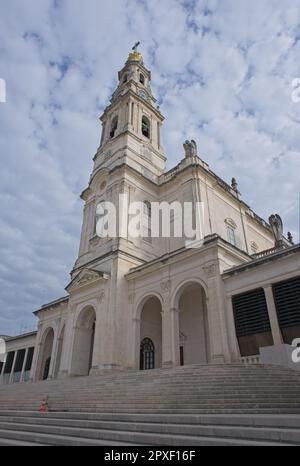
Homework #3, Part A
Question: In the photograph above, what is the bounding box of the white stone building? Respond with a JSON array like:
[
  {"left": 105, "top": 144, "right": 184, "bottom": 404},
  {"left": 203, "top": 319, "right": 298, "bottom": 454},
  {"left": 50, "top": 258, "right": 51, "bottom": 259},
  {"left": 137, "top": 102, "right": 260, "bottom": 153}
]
[{"left": 1, "top": 49, "right": 299, "bottom": 385}]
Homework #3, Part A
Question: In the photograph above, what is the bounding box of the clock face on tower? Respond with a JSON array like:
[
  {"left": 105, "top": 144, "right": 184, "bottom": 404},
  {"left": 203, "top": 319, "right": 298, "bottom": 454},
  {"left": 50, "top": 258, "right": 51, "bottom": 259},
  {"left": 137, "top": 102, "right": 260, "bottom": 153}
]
[{"left": 138, "top": 90, "right": 149, "bottom": 102}]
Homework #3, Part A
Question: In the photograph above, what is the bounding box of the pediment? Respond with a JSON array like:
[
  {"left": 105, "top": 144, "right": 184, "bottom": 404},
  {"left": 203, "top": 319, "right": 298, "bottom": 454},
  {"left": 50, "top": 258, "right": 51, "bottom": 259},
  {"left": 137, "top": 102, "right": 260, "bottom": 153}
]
[{"left": 66, "top": 268, "right": 110, "bottom": 292}]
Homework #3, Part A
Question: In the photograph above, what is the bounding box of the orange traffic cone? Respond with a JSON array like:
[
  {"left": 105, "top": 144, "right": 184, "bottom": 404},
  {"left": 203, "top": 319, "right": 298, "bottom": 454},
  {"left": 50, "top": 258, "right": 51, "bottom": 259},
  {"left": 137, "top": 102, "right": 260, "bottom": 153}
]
[{"left": 38, "top": 397, "right": 48, "bottom": 413}]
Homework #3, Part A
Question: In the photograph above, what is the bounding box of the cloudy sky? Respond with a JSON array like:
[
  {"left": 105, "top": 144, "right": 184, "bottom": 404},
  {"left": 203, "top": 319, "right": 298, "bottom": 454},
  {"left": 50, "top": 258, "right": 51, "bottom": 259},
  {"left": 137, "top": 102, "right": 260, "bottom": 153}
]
[{"left": 0, "top": 0, "right": 300, "bottom": 335}]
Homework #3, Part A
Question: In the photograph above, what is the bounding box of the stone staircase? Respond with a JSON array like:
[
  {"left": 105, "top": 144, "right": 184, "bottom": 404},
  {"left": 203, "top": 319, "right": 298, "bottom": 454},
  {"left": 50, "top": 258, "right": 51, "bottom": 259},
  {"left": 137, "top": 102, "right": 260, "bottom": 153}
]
[{"left": 0, "top": 364, "right": 299, "bottom": 445}]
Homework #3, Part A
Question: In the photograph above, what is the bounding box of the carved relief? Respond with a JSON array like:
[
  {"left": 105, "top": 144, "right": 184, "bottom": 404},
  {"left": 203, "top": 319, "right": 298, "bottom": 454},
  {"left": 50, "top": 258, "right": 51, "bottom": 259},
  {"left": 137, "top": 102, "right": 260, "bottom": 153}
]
[
  {"left": 66, "top": 268, "right": 109, "bottom": 292},
  {"left": 77, "top": 271, "right": 100, "bottom": 286}
]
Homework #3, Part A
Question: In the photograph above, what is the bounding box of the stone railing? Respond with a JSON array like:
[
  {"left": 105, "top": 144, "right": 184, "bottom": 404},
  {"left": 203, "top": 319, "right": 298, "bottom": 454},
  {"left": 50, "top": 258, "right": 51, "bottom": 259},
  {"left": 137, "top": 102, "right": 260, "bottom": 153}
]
[
  {"left": 12, "top": 372, "right": 21, "bottom": 383},
  {"left": 240, "top": 355, "right": 260, "bottom": 364},
  {"left": 252, "top": 247, "right": 279, "bottom": 259},
  {"left": 0, "top": 373, "right": 10, "bottom": 385},
  {"left": 23, "top": 370, "right": 31, "bottom": 382}
]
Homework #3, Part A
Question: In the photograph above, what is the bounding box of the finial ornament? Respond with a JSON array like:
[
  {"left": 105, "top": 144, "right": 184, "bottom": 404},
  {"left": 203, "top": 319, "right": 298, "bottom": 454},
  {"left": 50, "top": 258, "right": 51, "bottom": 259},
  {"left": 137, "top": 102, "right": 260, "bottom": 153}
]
[
  {"left": 127, "top": 42, "right": 143, "bottom": 63},
  {"left": 268, "top": 214, "right": 284, "bottom": 249},
  {"left": 132, "top": 41, "right": 140, "bottom": 52},
  {"left": 183, "top": 139, "right": 197, "bottom": 158}
]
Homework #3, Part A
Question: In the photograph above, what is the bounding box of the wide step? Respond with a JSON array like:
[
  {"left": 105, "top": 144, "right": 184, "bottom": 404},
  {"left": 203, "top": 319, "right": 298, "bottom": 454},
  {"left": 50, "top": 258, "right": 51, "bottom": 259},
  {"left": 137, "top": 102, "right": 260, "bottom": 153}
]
[{"left": 0, "top": 364, "right": 299, "bottom": 445}]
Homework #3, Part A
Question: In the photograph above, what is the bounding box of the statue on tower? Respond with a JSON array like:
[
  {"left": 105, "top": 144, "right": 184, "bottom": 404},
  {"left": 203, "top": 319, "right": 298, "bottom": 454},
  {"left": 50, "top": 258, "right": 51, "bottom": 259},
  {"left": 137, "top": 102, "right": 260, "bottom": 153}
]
[
  {"left": 183, "top": 139, "right": 197, "bottom": 158},
  {"left": 268, "top": 214, "right": 284, "bottom": 249}
]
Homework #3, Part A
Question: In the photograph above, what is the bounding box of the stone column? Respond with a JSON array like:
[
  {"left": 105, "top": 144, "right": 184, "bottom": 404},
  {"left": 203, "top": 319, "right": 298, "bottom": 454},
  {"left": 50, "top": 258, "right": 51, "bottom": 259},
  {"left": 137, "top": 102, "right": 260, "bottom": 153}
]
[
  {"left": 86, "top": 200, "right": 95, "bottom": 247},
  {"left": 206, "top": 289, "right": 226, "bottom": 363},
  {"left": 47, "top": 330, "right": 59, "bottom": 380},
  {"left": 161, "top": 308, "right": 171, "bottom": 368},
  {"left": 137, "top": 105, "right": 140, "bottom": 135},
  {"left": 49, "top": 335, "right": 59, "bottom": 380},
  {"left": 100, "top": 122, "right": 106, "bottom": 146},
  {"left": 203, "top": 266, "right": 232, "bottom": 363},
  {"left": 123, "top": 101, "right": 129, "bottom": 131},
  {"left": 161, "top": 307, "right": 180, "bottom": 368},
  {"left": 170, "top": 308, "right": 180, "bottom": 366},
  {"left": 30, "top": 342, "right": 41, "bottom": 381},
  {"left": 131, "top": 102, "right": 135, "bottom": 130},
  {"left": 150, "top": 115, "right": 153, "bottom": 145},
  {"left": 225, "top": 296, "right": 240, "bottom": 362},
  {"left": 20, "top": 347, "right": 29, "bottom": 382},
  {"left": 132, "top": 317, "right": 141, "bottom": 370},
  {"left": 0, "top": 356, "right": 5, "bottom": 384},
  {"left": 59, "top": 310, "right": 75, "bottom": 378},
  {"left": 91, "top": 296, "right": 105, "bottom": 372},
  {"left": 30, "top": 325, "right": 44, "bottom": 381},
  {"left": 263, "top": 285, "right": 283, "bottom": 345},
  {"left": 9, "top": 351, "right": 17, "bottom": 384},
  {"left": 78, "top": 204, "right": 89, "bottom": 256}
]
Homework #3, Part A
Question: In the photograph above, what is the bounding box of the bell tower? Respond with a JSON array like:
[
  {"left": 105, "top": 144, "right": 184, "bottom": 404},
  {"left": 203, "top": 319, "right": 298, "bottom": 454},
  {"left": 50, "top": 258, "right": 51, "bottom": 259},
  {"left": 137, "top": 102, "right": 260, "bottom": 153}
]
[
  {"left": 75, "top": 45, "right": 166, "bottom": 272},
  {"left": 93, "top": 44, "right": 166, "bottom": 180}
]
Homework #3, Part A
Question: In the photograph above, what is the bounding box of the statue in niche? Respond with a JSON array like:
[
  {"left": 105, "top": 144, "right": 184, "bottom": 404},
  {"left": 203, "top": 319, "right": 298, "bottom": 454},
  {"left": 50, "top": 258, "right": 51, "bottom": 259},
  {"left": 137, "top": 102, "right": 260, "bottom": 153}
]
[{"left": 183, "top": 139, "right": 197, "bottom": 158}]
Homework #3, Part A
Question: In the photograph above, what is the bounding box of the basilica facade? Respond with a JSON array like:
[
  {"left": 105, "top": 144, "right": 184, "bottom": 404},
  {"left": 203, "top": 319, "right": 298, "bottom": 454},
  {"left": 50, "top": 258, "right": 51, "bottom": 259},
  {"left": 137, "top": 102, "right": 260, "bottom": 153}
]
[{"left": 1, "top": 49, "right": 300, "bottom": 385}]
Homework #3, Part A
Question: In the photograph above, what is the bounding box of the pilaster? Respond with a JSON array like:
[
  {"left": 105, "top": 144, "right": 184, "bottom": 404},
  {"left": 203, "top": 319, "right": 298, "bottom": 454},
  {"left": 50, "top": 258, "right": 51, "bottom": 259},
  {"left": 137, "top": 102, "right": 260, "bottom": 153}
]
[{"left": 264, "top": 284, "right": 283, "bottom": 345}]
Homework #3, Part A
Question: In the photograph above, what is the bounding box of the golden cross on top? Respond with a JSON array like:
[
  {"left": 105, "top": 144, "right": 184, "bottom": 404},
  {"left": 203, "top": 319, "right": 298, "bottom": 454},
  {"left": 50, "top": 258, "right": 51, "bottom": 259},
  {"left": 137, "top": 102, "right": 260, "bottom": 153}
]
[{"left": 132, "top": 41, "right": 140, "bottom": 52}]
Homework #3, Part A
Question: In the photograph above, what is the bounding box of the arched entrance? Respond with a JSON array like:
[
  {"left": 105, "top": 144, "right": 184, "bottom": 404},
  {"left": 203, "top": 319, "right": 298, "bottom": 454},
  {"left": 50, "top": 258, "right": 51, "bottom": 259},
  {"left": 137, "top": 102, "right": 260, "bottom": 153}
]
[
  {"left": 54, "top": 325, "right": 65, "bottom": 378},
  {"left": 71, "top": 307, "right": 96, "bottom": 376},
  {"left": 177, "top": 282, "right": 209, "bottom": 365},
  {"left": 139, "top": 296, "right": 162, "bottom": 370},
  {"left": 140, "top": 337, "right": 155, "bottom": 370},
  {"left": 39, "top": 327, "right": 54, "bottom": 380}
]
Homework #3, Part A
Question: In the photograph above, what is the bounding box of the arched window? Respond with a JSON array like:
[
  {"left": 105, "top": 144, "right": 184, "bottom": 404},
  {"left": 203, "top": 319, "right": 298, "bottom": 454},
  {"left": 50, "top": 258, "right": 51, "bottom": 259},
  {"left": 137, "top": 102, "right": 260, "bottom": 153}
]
[
  {"left": 143, "top": 200, "right": 152, "bottom": 242},
  {"left": 110, "top": 116, "right": 118, "bottom": 138},
  {"left": 142, "top": 116, "right": 150, "bottom": 138},
  {"left": 225, "top": 218, "right": 237, "bottom": 246},
  {"left": 123, "top": 74, "right": 128, "bottom": 84},
  {"left": 140, "top": 73, "right": 145, "bottom": 85},
  {"left": 140, "top": 337, "right": 155, "bottom": 370}
]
